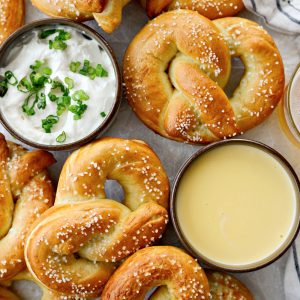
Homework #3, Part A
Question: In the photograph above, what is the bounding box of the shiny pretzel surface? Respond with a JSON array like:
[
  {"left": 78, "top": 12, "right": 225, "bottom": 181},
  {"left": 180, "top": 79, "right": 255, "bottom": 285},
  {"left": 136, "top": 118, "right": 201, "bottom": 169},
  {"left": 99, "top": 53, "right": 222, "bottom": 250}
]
[
  {"left": 0, "top": 134, "right": 55, "bottom": 282},
  {"left": 124, "top": 10, "right": 285, "bottom": 143},
  {"left": 25, "top": 137, "right": 169, "bottom": 298}
]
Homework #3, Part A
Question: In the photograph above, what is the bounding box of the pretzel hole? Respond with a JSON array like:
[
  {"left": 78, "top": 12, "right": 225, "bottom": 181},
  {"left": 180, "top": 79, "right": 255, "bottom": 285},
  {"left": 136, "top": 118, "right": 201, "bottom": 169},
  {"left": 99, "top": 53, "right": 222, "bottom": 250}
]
[
  {"left": 224, "top": 57, "right": 245, "bottom": 98},
  {"left": 105, "top": 179, "right": 125, "bottom": 202}
]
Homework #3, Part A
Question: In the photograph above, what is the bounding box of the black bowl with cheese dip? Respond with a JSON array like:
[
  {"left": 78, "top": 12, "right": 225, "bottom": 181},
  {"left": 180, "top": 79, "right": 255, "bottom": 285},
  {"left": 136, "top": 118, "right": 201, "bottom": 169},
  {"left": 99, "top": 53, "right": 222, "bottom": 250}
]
[
  {"left": 0, "top": 19, "right": 121, "bottom": 150},
  {"left": 171, "top": 139, "right": 300, "bottom": 272}
]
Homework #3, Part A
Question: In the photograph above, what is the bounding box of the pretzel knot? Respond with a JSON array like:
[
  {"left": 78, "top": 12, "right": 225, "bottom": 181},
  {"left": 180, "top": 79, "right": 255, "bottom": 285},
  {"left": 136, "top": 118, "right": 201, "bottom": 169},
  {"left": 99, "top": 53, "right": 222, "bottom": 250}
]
[
  {"left": 124, "top": 10, "right": 285, "bottom": 143},
  {"left": 31, "top": 0, "right": 130, "bottom": 33},
  {"left": 102, "top": 246, "right": 210, "bottom": 300},
  {"left": 0, "top": 134, "right": 55, "bottom": 281},
  {"left": 25, "top": 137, "right": 169, "bottom": 298}
]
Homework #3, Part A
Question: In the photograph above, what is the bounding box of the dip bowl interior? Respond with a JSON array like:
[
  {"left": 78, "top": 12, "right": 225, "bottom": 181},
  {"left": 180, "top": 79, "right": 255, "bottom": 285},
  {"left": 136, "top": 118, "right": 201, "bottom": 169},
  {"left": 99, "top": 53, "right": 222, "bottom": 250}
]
[
  {"left": 0, "top": 19, "right": 122, "bottom": 151},
  {"left": 171, "top": 139, "right": 300, "bottom": 272}
]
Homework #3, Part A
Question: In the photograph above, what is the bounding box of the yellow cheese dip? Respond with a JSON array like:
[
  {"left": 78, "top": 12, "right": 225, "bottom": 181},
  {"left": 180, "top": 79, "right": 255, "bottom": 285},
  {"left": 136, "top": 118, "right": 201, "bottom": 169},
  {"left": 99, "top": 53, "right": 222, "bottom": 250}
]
[{"left": 175, "top": 143, "right": 299, "bottom": 270}]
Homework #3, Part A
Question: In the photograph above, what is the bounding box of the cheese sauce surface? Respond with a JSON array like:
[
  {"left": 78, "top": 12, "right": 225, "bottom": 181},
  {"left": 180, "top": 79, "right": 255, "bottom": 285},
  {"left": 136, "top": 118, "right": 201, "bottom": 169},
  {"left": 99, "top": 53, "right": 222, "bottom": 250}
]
[
  {"left": 0, "top": 26, "right": 117, "bottom": 145},
  {"left": 176, "top": 144, "right": 299, "bottom": 268}
]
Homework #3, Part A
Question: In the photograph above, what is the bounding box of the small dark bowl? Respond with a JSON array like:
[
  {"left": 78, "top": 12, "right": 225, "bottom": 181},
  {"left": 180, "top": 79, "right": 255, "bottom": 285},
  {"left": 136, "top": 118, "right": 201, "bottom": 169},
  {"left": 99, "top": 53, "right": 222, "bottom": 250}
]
[
  {"left": 171, "top": 139, "right": 300, "bottom": 272},
  {"left": 0, "top": 19, "right": 122, "bottom": 151}
]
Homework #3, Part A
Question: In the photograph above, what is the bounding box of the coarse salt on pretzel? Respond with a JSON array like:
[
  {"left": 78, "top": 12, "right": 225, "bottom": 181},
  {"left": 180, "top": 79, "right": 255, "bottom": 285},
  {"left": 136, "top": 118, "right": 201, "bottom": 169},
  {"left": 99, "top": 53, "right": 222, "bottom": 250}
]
[
  {"left": 31, "top": 0, "right": 130, "bottom": 33},
  {"left": 0, "top": 0, "right": 24, "bottom": 45},
  {"left": 102, "top": 246, "right": 210, "bottom": 300},
  {"left": 142, "top": 0, "right": 244, "bottom": 19},
  {"left": 124, "top": 10, "right": 285, "bottom": 144},
  {"left": 25, "top": 137, "right": 169, "bottom": 298},
  {"left": 0, "top": 134, "right": 55, "bottom": 282}
]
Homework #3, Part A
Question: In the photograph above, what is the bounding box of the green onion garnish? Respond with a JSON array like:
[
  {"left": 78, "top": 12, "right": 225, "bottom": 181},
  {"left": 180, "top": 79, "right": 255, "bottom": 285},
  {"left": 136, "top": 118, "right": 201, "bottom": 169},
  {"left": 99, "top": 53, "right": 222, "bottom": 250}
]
[
  {"left": 95, "top": 64, "right": 108, "bottom": 77},
  {"left": 22, "top": 93, "right": 38, "bottom": 116},
  {"left": 40, "top": 29, "right": 71, "bottom": 51},
  {"left": 56, "top": 95, "right": 71, "bottom": 116},
  {"left": 64, "top": 77, "right": 74, "bottom": 89},
  {"left": 100, "top": 112, "right": 106, "bottom": 118},
  {"left": 69, "top": 61, "right": 81, "bottom": 73},
  {"left": 17, "top": 77, "right": 32, "bottom": 93},
  {"left": 37, "top": 93, "right": 46, "bottom": 110},
  {"left": 72, "top": 90, "right": 89, "bottom": 101},
  {"left": 0, "top": 75, "right": 8, "bottom": 97},
  {"left": 69, "top": 60, "right": 108, "bottom": 80},
  {"left": 5, "top": 71, "right": 18, "bottom": 86},
  {"left": 69, "top": 100, "right": 87, "bottom": 120},
  {"left": 41, "top": 115, "right": 59, "bottom": 133},
  {"left": 40, "top": 29, "right": 57, "bottom": 39},
  {"left": 30, "top": 60, "right": 44, "bottom": 71},
  {"left": 56, "top": 131, "right": 66, "bottom": 143}
]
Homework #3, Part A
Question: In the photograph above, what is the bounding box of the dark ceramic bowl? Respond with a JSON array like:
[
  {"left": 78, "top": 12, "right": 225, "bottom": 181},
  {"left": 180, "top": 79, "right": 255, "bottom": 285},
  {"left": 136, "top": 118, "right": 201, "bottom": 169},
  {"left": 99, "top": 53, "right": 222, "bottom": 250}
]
[
  {"left": 0, "top": 19, "right": 122, "bottom": 151},
  {"left": 171, "top": 139, "right": 300, "bottom": 272}
]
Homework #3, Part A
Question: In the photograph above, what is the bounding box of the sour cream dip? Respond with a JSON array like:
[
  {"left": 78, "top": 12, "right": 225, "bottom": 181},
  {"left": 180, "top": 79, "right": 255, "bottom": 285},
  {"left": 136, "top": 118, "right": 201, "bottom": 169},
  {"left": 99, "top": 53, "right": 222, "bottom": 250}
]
[{"left": 0, "top": 22, "right": 119, "bottom": 148}]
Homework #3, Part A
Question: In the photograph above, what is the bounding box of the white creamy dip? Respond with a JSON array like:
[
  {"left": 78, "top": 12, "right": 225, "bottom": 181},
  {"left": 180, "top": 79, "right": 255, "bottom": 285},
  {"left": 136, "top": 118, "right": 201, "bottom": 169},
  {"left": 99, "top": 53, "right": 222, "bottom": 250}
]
[{"left": 0, "top": 27, "right": 117, "bottom": 145}]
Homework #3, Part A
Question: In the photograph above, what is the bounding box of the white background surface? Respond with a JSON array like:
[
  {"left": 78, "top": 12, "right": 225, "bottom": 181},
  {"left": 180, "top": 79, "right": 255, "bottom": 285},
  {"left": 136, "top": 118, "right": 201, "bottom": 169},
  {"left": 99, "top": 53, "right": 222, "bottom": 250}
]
[{"left": 1, "top": 0, "right": 300, "bottom": 299}]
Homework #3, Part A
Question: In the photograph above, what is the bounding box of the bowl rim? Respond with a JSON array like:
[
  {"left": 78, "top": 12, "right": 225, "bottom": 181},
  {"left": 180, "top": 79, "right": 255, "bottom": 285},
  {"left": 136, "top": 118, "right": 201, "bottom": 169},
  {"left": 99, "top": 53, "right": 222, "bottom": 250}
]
[
  {"left": 0, "top": 18, "right": 122, "bottom": 151},
  {"left": 170, "top": 138, "right": 300, "bottom": 272}
]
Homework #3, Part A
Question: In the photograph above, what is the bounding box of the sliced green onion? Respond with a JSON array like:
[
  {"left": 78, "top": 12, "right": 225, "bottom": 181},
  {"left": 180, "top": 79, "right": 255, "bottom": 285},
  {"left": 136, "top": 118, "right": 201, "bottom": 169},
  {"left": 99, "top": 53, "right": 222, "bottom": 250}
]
[
  {"left": 42, "top": 67, "right": 52, "bottom": 76},
  {"left": 95, "top": 64, "right": 108, "bottom": 77},
  {"left": 69, "top": 61, "right": 81, "bottom": 73},
  {"left": 5, "top": 71, "right": 18, "bottom": 86},
  {"left": 30, "top": 60, "right": 43, "bottom": 71},
  {"left": 49, "top": 39, "right": 67, "bottom": 51},
  {"left": 22, "top": 92, "right": 37, "bottom": 116},
  {"left": 64, "top": 77, "right": 74, "bottom": 89},
  {"left": 40, "top": 29, "right": 57, "bottom": 39},
  {"left": 69, "top": 100, "right": 87, "bottom": 120},
  {"left": 0, "top": 75, "right": 8, "bottom": 97},
  {"left": 17, "top": 77, "right": 32, "bottom": 93},
  {"left": 100, "top": 111, "right": 106, "bottom": 118},
  {"left": 72, "top": 90, "right": 89, "bottom": 101},
  {"left": 56, "top": 131, "right": 66, "bottom": 143},
  {"left": 37, "top": 93, "right": 46, "bottom": 110},
  {"left": 56, "top": 95, "right": 71, "bottom": 116},
  {"left": 41, "top": 115, "right": 59, "bottom": 133},
  {"left": 48, "top": 92, "right": 58, "bottom": 102}
]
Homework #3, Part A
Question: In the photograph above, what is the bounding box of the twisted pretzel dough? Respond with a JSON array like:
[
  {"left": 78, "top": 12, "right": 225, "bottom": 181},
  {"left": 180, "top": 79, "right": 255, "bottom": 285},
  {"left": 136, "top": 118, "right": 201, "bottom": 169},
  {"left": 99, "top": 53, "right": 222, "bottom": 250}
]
[
  {"left": 102, "top": 246, "right": 210, "bottom": 299},
  {"left": 124, "top": 10, "right": 285, "bottom": 143},
  {"left": 31, "top": 0, "right": 130, "bottom": 33},
  {"left": 25, "top": 137, "right": 169, "bottom": 298},
  {"left": 206, "top": 270, "right": 254, "bottom": 299},
  {"left": 0, "top": 134, "right": 55, "bottom": 282},
  {"left": 0, "top": 0, "right": 24, "bottom": 45},
  {"left": 142, "top": 0, "right": 244, "bottom": 19}
]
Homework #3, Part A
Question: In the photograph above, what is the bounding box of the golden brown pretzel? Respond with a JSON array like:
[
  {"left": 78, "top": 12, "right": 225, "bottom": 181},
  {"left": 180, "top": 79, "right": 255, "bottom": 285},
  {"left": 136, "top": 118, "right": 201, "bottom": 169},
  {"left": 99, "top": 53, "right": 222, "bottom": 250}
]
[
  {"left": 142, "top": 0, "right": 244, "bottom": 19},
  {"left": 0, "top": 134, "right": 55, "bottom": 282},
  {"left": 102, "top": 246, "right": 210, "bottom": 299},
  {"left": 25, "top": 137, "right": 169, "bottom": 298},
  {"left": 0, "top": 0, "right": 24, "bottom": 45},
  {"left": 124, "top": 10, "right": 285, "bottom": 144},
  {"left": 31, "top": 0, "right": 131, "bottom": 33},
  {"left": 206, "top": 270, "right": 254, "bottom": 299}
]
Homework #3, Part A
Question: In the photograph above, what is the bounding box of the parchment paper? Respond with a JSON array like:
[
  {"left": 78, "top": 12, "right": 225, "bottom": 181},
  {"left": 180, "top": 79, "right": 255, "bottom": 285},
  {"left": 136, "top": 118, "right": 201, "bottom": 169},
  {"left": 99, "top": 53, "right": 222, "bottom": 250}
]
[{"left": 1, "top": 1, "right": 300, "bottom": 299}]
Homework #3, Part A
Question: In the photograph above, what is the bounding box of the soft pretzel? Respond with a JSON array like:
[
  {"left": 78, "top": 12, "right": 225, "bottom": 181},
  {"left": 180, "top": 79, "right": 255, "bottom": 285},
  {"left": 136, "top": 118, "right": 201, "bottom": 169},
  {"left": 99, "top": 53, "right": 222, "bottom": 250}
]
[
  {"left": 25, "top": 137, "right": 169, "bottom": 298},
  {"left": 0, "top": 134, "right": 55, "bottom": 282},
  {"left": 124, "top": 10, "right": 285, "bottom": 144},
  {"left": 206, "top": 270, "right": 254, "bottom": 299},
  {"left": 31, "top": 0, "right": 130, "bottom": 33},
  {"left": 0, "top": 0, "right": 24, "bottom": 45},
  {"left": 101, "top": 246, "right": 210, "bottom": 299},
  {"left": 142, "top": 0, "right": 244, "bottom": 19}
]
